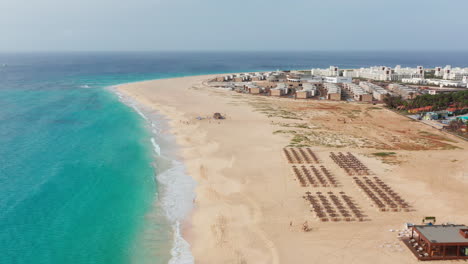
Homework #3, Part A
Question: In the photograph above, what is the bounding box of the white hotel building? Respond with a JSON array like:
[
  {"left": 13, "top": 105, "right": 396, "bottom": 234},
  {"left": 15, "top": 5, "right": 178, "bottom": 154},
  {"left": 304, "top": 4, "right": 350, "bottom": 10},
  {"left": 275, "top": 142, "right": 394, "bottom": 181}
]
[
  {"left": 434, "top": 65, "right": 468, "bottom": 80},
  {"left": 352, "top": 65, "right": 424, "bottom": 81},
  {"left": 311, "top": 66, "right": 339, "bottom": 77}
]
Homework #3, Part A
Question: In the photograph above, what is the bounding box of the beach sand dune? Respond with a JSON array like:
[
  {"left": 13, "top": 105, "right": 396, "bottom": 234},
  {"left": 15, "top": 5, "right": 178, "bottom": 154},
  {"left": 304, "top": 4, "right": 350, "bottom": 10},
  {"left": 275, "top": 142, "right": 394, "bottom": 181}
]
[{"left": 118, "top": 75, "right": 468, "bottom": 264}]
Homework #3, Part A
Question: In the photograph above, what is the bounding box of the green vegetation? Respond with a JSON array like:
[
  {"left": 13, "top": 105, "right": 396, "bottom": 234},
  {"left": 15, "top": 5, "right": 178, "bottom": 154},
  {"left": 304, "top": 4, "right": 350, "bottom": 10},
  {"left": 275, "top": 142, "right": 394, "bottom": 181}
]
[
  {"left": 290, "top": 134, "right": 309, "bottom": 145},
  {"left": 424, "top": 70, "right": 443, "bottom": 79},
  {"left": 418, "top": 131, "right": 458, "bottom": 143},
  {"left": 274, "top": 122, "right": 313, "bottom": 129},
  {"left": 273, "top": 130, "right": 296, "bottom": 135},
  {"left": 372, "top": 152, "right": 396, "bottom": 157},
  {"left": 383, "top": 90, "right": 468, "bottom": 111},
  {"left": 444, "top": 119, "right": 468, "bottom": 139}
]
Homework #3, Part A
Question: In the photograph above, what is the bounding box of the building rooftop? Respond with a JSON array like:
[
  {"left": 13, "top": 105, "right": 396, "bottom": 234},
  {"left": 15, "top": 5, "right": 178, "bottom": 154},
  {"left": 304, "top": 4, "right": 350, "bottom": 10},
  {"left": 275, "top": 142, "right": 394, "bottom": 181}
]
[{"left": 415, "top": 225, "right": 468, "bottom": 244}]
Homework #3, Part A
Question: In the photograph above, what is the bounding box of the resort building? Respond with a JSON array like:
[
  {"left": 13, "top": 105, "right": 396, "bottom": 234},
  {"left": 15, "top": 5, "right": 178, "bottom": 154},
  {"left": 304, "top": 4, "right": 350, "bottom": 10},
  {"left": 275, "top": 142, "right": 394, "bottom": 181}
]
[
  {"left": 402, "top": 78, "right": 427, "bottom": 85},
  {"left": 251, "top": 73, "right": 266, "bottom": 82},
  {"left": 324, "top": 76, "right": 352, "bottom": 83},
  {"left": 427, "top": 88, "right": 465, "bottom": 95},
  {"left": 244, "top": 83, "right": 262, "bottom": 94},
  {"left": 445, "top": 67, "right": 468, "bottom": 80},
  {"left": 299, "top": 75, "right": 324, "bottom": 83},
  {"left": 296, "top": 83, "right": 317, "bottom": 99},
  {"left": 359, "top": 82, "right": 388, "bottom": 101},
  {"left": 434, "top": 66, "right": 444, "bottom": 78},
  {"left": 394, "top": 65, "right": 425, "bottom": 78},
  {"left": 215, "top": 76, "right": 226, "bottom": 82},
  {"left": 426, "top": 79, "right": 466, "bottom": 88},
  {"left": 342, "top": 69, "right": 355, "bottom": 78},
  {"left": 233, "top": 74, "right": 250, "bottom": 82},
  {"left": 311, "top": 66, "right": 339, "bottom": 77},
  {"left": 270, "top": 83, "right": 288, "bottom": 96},
  {"left": 342, "top": 83, "right": 372, "bottom": 102},
  {"left": 323, "top": 83, "right": 341, "bottom": 100},
  {"left": 405, "top": 224, "right": 468, "bottom": 261},
  {"left": 387, "top": 83, "right": 418, "bottom": 99},
  {"left": 352, "top": 65, "right": 424, "bottom": 81},
  {"left": 434, "top": 65, "right": 468, "bottom": 80}
]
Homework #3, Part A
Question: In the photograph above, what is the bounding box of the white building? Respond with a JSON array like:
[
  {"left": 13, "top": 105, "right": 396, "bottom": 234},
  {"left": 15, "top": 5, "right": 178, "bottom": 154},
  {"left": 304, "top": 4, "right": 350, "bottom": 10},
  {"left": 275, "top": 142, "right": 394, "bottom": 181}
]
[
  {"left": 359, "top": 82, "right": 389, "bottom": 101},
  {"left": 387, "top": 83, "right": 418, "bottom": 99},
  {"left": 300, "top": 75, "right": 324, "bottom": 83},
  {"left": 426, "top": 79, "right": 466, "bottom": 88},
  {"left": 342, "top": 83, "right": 372, "bottom": 101},
  {"left": 311, "top": 66, "right": 339, "bottom": 77},
  {"left": 352, "top": 65, "right": 424, "bottom": 81},
  {"left": 324, "top": 76, "right": 352, "bottom": 83},
  {"left": 441, "top": 65, "right": 468, "bottom": 80},
  {"left": 323, "top": 83, "right": 341, "bottom": 100},
  {"left": 402, "top": 78, "right": 427, "bottom": 85},
  {"left": 296, "top": 83, "right": 317, "bottom": 98}
]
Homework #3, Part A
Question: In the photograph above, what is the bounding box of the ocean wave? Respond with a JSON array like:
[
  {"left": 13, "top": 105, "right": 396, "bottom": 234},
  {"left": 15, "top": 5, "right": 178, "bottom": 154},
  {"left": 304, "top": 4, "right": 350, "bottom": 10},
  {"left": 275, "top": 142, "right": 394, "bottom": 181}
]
[
  {"left": 157, "top": 160, "right": 197, "bottom": 264},
  {"left": 131, "top": 105, "right": 148, "bottom": 120},
  {"left": 150, "top": 138, "right": 161, "bottom": 156},
  {"left": 110, "top": 86, "right": 196, "bottom": 264},
  {"left": 169, "top": 221, "right": 194, "bottom": 264},
  {"left": 79, "top": 84, "right": 91, "bottom": 89},
  {"left": 157, "top": 160, "right": 196, "bottom": 224}
]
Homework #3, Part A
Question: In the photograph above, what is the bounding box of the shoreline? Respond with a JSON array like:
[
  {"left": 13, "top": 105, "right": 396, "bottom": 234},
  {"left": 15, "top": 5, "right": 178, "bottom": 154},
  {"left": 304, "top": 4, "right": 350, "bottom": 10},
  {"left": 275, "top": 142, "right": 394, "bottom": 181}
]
[
  {"left": 116, "top": 74, "right": 468, "bottom": 264},
  {"left": 111, "top": 86, "right": 196, "bottom": 263},
  {"left": 115, "top": 74, "right": 284, "bottom": 263}
]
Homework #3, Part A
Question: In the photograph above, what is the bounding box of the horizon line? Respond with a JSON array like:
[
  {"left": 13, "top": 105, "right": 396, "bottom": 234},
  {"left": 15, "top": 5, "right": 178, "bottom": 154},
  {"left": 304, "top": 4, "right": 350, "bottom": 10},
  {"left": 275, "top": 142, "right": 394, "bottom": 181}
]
[{"left": 2, "top": 49, "right": 468, "bottom": 54}]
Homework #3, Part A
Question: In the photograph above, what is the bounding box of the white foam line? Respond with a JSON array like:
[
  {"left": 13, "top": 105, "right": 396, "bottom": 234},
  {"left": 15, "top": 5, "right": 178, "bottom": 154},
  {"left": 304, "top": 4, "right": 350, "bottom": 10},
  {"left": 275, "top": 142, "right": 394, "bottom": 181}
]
[
  {"left": 131, "top": 105, "right": 148, "bottom": 120},
  {"left": 109, "top": 85, "right": 196, "bottom": 264},
  {"left": 169, "top": 221, "right": 194, "bottom": 264},
  {"left": 157, "top": 160, "right": 197, "bottom": 264},
  {"left": 150, "top": 138, "right": 161, "bottom": 156}
]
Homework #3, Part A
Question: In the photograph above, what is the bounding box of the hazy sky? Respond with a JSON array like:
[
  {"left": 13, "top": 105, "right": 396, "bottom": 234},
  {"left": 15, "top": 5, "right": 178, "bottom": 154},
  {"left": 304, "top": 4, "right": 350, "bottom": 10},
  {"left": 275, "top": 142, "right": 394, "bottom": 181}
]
[{"left": 1, "top": 0, "right": 467, "bottom": 51}]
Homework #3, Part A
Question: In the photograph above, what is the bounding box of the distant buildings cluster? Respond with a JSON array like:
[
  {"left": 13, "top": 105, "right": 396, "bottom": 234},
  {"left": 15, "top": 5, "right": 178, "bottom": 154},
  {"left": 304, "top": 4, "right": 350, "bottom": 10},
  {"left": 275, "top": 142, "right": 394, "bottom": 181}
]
[
  {"left": 211, "top": 64, "right": 468, "bottom": 102},
  {"left": 387, "top": 83, "right": 419, "bottom": 99},
  {"left": 359, "top": 82, "right": 388, "bottom": 101},
  {"left": 434, "top": 65, "right": 468, "bottom": 80},
  {"left": 343, "top": 65, "right": 424, "bottom": 81},
  {"left": 342, "top": 83, "right": 373, "bottom": 102}
]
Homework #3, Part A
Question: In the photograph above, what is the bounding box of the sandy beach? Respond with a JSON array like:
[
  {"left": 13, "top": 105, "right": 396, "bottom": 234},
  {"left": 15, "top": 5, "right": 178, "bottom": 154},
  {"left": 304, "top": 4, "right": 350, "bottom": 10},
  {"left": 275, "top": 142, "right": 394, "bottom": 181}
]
[{"left": 118, "top": 75, "right": 468, "bottom": 264}]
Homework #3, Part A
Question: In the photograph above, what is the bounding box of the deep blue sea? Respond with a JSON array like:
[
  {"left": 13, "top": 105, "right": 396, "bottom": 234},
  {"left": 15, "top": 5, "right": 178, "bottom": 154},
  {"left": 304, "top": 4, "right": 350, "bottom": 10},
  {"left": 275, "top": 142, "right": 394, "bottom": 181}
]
[{"left": 1, "top": 51, "right": 468, "bottom": 264}]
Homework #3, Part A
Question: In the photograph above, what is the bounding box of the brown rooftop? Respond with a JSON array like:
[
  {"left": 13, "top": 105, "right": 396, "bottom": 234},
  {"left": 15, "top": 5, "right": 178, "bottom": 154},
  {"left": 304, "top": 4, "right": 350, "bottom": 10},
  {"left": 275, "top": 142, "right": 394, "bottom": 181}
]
[{"left": 414, "top": 225, "right": 468, "bottom": 244}]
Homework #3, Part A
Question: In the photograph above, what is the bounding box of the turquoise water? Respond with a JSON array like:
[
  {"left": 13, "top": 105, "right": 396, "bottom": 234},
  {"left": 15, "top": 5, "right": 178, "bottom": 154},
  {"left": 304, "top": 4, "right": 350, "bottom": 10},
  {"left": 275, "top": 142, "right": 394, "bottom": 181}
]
[
  {"left": 1, "top": 86, "right": 159, "bottom": 263},
  {"left": 2, "top": 51, "right": 468, "bottom": 264}
]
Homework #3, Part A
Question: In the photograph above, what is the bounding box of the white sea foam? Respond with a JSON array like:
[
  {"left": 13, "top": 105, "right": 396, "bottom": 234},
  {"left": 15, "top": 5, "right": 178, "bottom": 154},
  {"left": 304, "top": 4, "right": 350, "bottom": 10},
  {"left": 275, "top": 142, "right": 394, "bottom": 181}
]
[
  {"left": 169, "top": 221, "right": 194, "bottom": 264},
  {"left": 131, "top": 105, "right": 148, "bottom": 120},
  {"left": 110, "top": 85, "right": 196, "bottom": 264},
  {"left": 157, "top": 160, "right": 196, "bottom": 224},
  {"left": 80, "top": 84, "right": 91, "bottom": 88},
  {"left": 150, "top": 138, "right": 161, "bottom": 156},
  {"left": 151, "top": 123, "right": 161, "bottom": 134},
  {"left": 157, "top": 160, "right": 197, "bottom": 264}
]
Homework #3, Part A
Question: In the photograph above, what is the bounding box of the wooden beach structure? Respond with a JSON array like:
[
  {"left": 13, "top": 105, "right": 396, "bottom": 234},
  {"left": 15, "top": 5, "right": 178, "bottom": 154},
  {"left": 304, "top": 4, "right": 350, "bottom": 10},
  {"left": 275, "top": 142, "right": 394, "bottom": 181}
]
[{"left": 403, "top": 225, "right": 468, "bottom": 260}]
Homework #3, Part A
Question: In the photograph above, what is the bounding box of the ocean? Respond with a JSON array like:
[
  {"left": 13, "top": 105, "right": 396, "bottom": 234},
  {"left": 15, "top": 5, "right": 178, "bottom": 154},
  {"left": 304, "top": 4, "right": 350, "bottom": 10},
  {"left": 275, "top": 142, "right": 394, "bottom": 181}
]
[{"left": 1, "top": 51, "right": 468, "bottom": 264}]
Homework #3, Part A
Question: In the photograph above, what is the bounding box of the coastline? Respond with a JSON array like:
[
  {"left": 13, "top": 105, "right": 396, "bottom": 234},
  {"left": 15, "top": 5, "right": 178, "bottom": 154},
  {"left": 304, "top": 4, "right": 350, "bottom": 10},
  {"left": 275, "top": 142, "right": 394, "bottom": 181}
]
[
  {"left": 112, "top": 86, "right": 196, "bottom": 264},
  {"left": 116, "top": 74, "right": 285, "bottom": 263},
  {"left": 116, "top": 74, "right": 468, "bottom": 264}
]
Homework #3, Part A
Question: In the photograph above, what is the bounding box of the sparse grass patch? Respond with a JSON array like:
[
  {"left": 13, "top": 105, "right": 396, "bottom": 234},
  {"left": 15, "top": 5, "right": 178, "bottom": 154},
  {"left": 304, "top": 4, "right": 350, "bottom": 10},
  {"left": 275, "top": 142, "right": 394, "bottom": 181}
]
[
  {"left": 291, "top": 134, "right": 309, "bottom": 144},
  {"left": 273, "top": 130, "right": 297, "bottom": 135},
  {"left": 418, "top": 131, "right": 458, "bottom": 143},
  {"left": 372, "top": 152, "right": 396, "bottom": 157}
]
